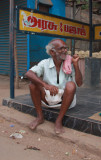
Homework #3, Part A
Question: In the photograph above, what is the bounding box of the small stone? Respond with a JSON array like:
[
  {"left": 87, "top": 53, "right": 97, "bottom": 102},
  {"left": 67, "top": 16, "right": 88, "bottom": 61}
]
[
  {"left": 38, "top": 138, "right": 41, "bottom": 141},
  {"left": 72, "top": 149, "right": 78, "bottom": 154},
  {"left": 65, "top": 152, "right": 69, "bottom": 156}
]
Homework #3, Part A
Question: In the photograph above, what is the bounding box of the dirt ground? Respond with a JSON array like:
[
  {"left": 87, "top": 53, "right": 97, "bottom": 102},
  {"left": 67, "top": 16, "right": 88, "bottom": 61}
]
[{"left": 0, "top": 75, "right": 101, "bottom": 160}]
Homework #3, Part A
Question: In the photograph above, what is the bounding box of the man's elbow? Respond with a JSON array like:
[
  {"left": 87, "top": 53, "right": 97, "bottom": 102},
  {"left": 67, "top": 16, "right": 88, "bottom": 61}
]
[
  {"left": 77, "top": 80, "right": 83, "bottom": 87},
  {"left": 25, "top": 70, "right": 31, "bottom": 79}
]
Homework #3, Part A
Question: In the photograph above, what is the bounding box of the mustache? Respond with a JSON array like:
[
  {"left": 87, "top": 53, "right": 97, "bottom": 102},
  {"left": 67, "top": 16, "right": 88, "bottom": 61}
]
[{"left": 60, "top": 55, "right": 66, "bottom": 60}]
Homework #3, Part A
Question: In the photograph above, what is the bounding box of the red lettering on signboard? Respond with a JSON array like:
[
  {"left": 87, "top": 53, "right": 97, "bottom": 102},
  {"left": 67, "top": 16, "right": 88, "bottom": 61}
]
[
  {"left": 42, "top": 20, "right": 48, "bottom": 31},
  {"left": 76, "top": 27, "right": 81, "bottom": 35},
  {"left": 69, "top": 26, "right": 74, "bottom": 34},
  {"left": 27, "top": 16, "right": 37, "bottom": 27},
  {"left": 63, "top": 24, "right": 86, "bottom": 36},
  {"left": 72, "top": 27, "right": 76, "bottom": 34},
  {"left": 22, "top": 12, "right": 58, "bottom": 32},
  {"left": 21, "top": 11, "right": 87, "bottom": 37},
  {"left": 37, "top": 19, "right": 41, "bottom": 28},
  {"left": 81, "top": 25, "right": 86, "bottom": 36},
  {"left": 54, "top": 24, "right": 58, "bottom": 30},
  {"left": 48, "top": 22, "right": 54, "bottom": 30},
  {"left": 64, "top": 25, "right": 68, "bottom": 32},
  {"left": 60, "top": 23, "right": 63, "bottom": 32}
]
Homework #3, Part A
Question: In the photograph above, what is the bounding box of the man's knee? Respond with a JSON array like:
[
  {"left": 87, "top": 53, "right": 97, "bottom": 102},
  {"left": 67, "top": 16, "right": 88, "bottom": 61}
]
[
  {"left": 29, "top": 82, "right": 43, "bottom": 93},
  {"left": 29, "top": 82, "right": 37, "bottom": 91},
  {"left": 65, "top": 81, "right": 76, "bottom": 93}
]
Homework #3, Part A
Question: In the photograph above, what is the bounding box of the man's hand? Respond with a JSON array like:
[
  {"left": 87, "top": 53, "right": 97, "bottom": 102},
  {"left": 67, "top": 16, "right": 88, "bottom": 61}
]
[
  {"left": 72, "top": 54, "right": 79, "bottom": 66},
  {"left": 71, "top": 54, "right": 83, "bottom": 87},
  {"left": 44, "top": 84, "right": 58, "bottom": 96}
]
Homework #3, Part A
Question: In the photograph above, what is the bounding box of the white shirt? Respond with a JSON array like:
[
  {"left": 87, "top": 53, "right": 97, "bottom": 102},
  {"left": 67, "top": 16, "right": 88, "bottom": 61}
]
[{"left": 30, "top": 58, "right": 76, "bottom": 109}]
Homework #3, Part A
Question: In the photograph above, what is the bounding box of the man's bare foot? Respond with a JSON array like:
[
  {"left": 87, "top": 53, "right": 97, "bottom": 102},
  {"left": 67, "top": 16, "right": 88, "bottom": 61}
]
[
  {"left": 54, "top": 121, "right": 65, "bottom": 134},
  {"left": 28, "top": 117, "right": 44, "bottom": 130}
]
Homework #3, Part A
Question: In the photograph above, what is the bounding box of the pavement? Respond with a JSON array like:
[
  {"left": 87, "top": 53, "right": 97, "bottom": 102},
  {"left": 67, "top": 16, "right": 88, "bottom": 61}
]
[
  {"left": 2, "top": 86, "right": 101, "bottom": 137},
  {"left": 0, "top": 105, "right": 101, "bottom": 157}
]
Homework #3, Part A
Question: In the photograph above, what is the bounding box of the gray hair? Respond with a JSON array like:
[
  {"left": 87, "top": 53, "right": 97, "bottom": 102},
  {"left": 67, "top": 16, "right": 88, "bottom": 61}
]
[{"left": 45, "top": 43, "right": 56, "bottom": 55}]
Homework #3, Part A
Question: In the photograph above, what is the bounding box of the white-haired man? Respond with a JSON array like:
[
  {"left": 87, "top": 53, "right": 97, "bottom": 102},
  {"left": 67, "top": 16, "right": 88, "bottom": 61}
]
[{"left": 26, "top": 39, "right": 83, "bottom": 134}]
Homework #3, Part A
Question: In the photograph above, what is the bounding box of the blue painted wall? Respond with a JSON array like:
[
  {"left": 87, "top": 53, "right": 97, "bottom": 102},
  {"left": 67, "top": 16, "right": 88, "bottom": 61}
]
[
  {"left": 28, "top": 0, "right": 66, "bottom": 68},
  {"left": 50, "top": 0, "right": 66, "bottom": 16},
  {"left": 27, "top": 0, "right": 35, "bottom": 8}
]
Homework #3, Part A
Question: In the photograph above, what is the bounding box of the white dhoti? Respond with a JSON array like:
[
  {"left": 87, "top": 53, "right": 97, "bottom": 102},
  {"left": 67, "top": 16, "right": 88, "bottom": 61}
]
[{"left": 41, "top": 89, "right": 76, "bottom": 109}]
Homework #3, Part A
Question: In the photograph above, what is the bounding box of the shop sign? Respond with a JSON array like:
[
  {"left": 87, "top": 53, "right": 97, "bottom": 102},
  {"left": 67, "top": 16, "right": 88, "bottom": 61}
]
[
  {"left": 17, "top": 8, "right": 90, "bottom": 40},
  {"left": 94, "top": 25, "right": 101, "bottom": 41}
]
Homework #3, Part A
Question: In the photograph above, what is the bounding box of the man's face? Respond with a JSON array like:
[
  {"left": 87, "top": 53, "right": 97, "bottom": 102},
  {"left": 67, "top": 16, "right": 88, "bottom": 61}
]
[{"left": 54, "top": 40, "right": 68, "bottom": 60}]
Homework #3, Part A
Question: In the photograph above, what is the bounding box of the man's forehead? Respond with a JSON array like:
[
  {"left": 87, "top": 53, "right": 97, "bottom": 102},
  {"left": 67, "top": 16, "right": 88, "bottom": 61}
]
[{"left": 50, "top": 39, "right": 66, "bottom": 47}]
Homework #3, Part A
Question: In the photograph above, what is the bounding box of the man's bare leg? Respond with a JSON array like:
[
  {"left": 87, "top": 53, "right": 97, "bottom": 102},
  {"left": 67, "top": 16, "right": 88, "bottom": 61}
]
[
  {"left": 55, "top": 81, "right": 76, "bottom": 134},
  {"left": 29, "top": 83, "right": 46, "bottom": 130}
]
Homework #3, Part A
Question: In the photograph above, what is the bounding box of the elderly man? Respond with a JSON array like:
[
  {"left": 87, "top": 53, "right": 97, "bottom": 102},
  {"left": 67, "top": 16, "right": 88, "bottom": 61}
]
[{"left": 26, "top": 39, "right": 83, "bottom": 134}]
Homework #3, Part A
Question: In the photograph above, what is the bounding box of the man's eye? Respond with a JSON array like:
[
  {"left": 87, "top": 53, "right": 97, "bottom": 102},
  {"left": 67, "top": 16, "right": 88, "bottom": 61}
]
[{"left": 61, "top": 47, "right": 68, "bottom": 50}]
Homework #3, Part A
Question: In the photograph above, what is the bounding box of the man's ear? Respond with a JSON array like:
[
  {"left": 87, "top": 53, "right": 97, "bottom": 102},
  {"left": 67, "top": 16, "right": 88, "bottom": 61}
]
[{"left": 50, "top": 49, "right": 55, "bottom": 56}]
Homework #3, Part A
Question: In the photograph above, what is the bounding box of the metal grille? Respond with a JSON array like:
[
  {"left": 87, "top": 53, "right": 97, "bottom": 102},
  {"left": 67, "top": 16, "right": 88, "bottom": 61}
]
[
  {"left": 0, "top": 0, "right": 10, "bottom": 75},
  {"left": 0, "top": 0, "right": 27, "bottom": 76}
]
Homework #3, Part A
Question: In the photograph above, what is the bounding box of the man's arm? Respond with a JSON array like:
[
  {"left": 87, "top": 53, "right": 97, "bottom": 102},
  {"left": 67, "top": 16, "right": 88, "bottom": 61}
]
[
  {"left": 72, "top": 55, "right": 83, "bottom": 87},
  {"left": 26, "top": 70, "right": 46, "bottom": 87},
  {"left": 26, "top": 70, "right": 58, "bottom": 95}
]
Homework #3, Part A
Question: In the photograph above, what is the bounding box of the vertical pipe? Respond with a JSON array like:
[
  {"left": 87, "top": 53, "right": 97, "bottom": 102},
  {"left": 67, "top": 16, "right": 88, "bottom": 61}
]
[
  {"left": 71, "top": 1, "right": 76, "bottom": 56},
  {"left": 9, "top": 0, "right": 14, "bottom": 98},
  {"left": 27, "top": 0, "right": 31, "bottom": 71},
  {"left": 27, "top": 35, "right": 30, "bottom": 71},
  {"left": 27, "top": 0, "right": 38, "bottom": 71},
  {"left": 35, "top": 0, "right": 38, "bottom": 9},
  {"left": 89, "top": 0, "right": 92, "bottom": 57}
]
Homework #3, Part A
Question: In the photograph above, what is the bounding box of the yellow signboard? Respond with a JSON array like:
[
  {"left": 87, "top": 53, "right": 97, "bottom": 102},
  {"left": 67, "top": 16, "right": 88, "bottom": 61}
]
[
  {"left": 18, "top": 8, "right": 90, "bottom": 40},
  {"left": 94, "top": 25, "right": 101, "bottom": 40}
]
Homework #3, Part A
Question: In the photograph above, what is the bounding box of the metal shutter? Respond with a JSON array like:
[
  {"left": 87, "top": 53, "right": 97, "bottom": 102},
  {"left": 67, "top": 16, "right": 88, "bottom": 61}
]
[
  {"left": 0, "top": 0, "right": 10, "bottom": 75},
  {"left": 0, "top": 0, "right": 27, "bottom": 76},
  {"left": 15, "top": 0, "right": 27, "bottom": 76}
]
